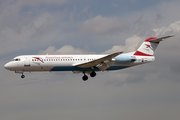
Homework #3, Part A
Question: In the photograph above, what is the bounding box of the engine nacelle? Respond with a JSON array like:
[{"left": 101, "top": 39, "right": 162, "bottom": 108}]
[{"left": 114, "top": 55, "right": 136, "bottom": 63}]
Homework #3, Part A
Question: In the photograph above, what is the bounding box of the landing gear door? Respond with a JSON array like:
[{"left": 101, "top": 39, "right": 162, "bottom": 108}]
[{"left": 24, "top": 57, "right": 30, "bottom": 66}]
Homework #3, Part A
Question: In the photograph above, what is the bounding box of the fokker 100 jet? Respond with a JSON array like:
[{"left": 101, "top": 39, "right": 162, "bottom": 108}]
[{"left": 4, "top": 35, "right": 173, "bottom": 81}]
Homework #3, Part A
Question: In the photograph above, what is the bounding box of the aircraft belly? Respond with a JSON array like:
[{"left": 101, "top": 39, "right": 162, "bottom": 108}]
[
  {"left": 50, "top": 65, "right": 130, "bottom": 71},
  {"left": 50, "top": 66, "right": 95, "bottom": 71}
]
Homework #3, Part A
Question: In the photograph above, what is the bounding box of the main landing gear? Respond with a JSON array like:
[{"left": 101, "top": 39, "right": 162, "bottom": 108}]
[
  {"left": 82, "top": 71, "right": 96, "bottom": 81},
  {"left": 82, "top": 74, "right": 88, "bottom": 81},
  {"left": 90, "top": 71, "right": 96, "bottom": 77}
]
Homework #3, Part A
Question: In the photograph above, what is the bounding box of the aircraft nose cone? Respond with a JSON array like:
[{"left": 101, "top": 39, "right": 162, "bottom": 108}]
[{"left": 4, "top": 63, "right": 11, "bottom": 70}]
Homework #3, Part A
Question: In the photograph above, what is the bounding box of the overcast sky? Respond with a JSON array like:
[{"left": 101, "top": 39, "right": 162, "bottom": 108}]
[{"left": 0, "top": 0, "right": 180, "bottom": 120}]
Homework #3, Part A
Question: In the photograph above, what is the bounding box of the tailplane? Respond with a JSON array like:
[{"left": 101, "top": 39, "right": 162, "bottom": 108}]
[{"left": 134, "top": 35, "right": 174, "bottom": 56}]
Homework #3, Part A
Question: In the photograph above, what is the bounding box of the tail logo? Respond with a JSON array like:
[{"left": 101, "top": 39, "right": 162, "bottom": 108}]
[{"left": 145, "top": 44, "right": 153, "bottom": 50}]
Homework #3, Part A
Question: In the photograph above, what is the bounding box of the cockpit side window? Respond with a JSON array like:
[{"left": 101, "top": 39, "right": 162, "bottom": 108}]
[{"left": 13, "top": 58, "right": 21, "bottom": 61}]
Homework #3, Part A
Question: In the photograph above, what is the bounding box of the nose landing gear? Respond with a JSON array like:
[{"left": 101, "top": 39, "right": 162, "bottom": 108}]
[
  {"left": 15, "top": 71, "right": 25, "bottom": 79},
  {"left": 21, "top": 74, "right": 25, "bottom": 79}
]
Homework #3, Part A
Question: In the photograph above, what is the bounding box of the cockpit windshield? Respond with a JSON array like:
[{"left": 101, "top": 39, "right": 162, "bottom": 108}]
[{"left": 13, "top": 58, "right": 21, "bottom": 61}]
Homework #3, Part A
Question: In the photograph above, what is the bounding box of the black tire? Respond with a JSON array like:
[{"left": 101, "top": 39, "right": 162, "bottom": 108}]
[
  {"left": 82, "top": 75, "right": 88, "bottom": 81},
  {"left": 90, "top": 71, "right": 96, "bottom": 77},
  {"left": 21, "top": 75, "right": 25, "bottom": 79}
]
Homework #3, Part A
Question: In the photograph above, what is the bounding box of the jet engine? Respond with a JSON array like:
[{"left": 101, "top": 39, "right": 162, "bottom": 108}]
[{"left": 113, "top": 55, "right": 136, "bottom": 63}]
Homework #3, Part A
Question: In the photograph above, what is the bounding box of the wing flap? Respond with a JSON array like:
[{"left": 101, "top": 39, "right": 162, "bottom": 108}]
[{"left": 96, "top": 60, "right": 114, "bottom": 71}]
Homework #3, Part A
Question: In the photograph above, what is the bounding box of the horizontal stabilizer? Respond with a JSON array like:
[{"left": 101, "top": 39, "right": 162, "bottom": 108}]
[{"left": 149, "top": 35, "right": 174, "bottom": 43}]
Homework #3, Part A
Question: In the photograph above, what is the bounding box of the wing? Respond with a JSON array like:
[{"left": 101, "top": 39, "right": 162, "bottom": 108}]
[{"left": 74, "top": 52, "right": 123, "bottom": 71}]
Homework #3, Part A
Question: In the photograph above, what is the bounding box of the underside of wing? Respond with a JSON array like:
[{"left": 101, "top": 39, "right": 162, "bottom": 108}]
[{"left": 74, "top": 52, "right": 123, "bottom": 71}]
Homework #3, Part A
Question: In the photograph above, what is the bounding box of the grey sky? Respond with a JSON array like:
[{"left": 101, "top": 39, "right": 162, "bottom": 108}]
[{"left": 0, "top": 0, "right": 180, "bottom": 120}]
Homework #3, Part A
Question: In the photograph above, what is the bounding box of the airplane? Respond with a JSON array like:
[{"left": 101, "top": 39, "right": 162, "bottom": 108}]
[{"left": 4, "top": 35, "right": 173, "bottom": 81}]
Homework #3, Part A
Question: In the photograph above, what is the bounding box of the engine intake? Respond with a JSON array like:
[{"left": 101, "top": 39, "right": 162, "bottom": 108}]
[{"left": 114, "top": 55, "right": 136, "bottom": 63}]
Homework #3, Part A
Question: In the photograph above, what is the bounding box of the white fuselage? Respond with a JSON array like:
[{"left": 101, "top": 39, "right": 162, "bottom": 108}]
[{"left": 4, "top": 54, "right": 155, "bottom": 72}]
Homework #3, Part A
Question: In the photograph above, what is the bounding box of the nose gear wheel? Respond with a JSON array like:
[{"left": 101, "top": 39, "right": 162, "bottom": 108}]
[{"left": 21, "top": 74, "right": 25, "bottom": 79}]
